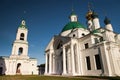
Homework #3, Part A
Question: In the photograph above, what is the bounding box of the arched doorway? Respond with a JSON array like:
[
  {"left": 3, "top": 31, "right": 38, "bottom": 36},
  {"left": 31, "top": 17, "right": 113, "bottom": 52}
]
[
  {"left": 16, "top": 63, "right": 21, "bottom": 74},
  {"left": 0, "top": 67, "right": 3, "bottom": 75}
]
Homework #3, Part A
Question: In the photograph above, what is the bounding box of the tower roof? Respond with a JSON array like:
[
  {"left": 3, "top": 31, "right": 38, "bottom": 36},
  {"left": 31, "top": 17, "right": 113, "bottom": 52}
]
[
  {"left": 19, "top": 20, "right": 27, "bottom": 29},
  {"left": 61, "top": 21, "right": 86, "bottom": 32},
  {"left": 61, "top": 11, "right": 86, "bottom": 32},
  {"left": 70, "top": 11, "right": 77, "bottom": 16},
  {"left": 91, "top": 11, "right": 98, "bottom": 19},
  {"left": 104, "top": 17, "right": 111, "bottom": 25}
]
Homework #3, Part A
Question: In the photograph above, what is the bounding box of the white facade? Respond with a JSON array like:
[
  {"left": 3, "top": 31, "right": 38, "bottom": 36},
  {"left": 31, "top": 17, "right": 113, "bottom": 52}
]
[
  {"left": 45, "top": 10, "right": 120, "bottom": 76},
  {"left": 0, "top": 20, "right": 38, "bottom": 75}
]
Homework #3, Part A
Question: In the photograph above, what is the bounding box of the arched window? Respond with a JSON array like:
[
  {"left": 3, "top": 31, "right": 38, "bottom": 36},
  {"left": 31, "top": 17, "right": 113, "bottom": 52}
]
[
  {"left": 18, "top": 47, "right": 23, "bottom": 55},
  {"left": 20, "top": 33, "right": 24, "bottom": 40}
]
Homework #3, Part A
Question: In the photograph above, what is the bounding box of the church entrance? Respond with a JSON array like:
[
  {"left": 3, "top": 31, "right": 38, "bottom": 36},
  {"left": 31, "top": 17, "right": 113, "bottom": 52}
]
[
  {"left": 16, "top": 63, "right": 21, "bottom": 74},
  {"left": 0, "top": 67, "right": 3, "bottom": 75}
]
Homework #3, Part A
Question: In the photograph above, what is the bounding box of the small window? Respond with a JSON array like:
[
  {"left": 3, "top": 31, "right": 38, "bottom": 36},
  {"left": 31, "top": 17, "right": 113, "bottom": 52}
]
[
  {"left": 74, "top": 17, "right": 77, "bottom": 21},
  {"left": 73, "top": 34, "right": 75, "bottom": 37},
  {"left": 99, "top": 37, "right": 104, "bottom": 42},
  {"left": 20, "top": 33, "right": 24, "bottom": 40},
  {"left": 95, "top": 54, "right": 101, "bottom": 70},
  {"left": 86, "top": 56, "right": 91, "bottom": 70},
  {"left": 82, "top": 33, "right": 85, "bottom": 36},
  {"left": 85, "top": 43, "right": 89, "bottom": 49},
  {"left": 94, "top": 38, "right": 99, "bottom": 44}
]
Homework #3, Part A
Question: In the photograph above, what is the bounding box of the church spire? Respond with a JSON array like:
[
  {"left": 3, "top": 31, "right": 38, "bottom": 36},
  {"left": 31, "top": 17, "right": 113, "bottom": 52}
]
[{"left": 19, "top": 19, "right": 27, "bottom": 29}]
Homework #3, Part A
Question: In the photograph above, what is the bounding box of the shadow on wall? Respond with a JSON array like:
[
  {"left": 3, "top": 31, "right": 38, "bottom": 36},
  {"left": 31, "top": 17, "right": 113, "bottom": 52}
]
[{"left": 0, "top": 56, "right": 7, "bottom": 75}]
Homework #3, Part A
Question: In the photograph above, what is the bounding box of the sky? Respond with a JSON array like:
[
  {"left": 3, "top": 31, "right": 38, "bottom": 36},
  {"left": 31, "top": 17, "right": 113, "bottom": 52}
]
[{"left": 0, "top": 0, "right": 120, "bottom": 65}]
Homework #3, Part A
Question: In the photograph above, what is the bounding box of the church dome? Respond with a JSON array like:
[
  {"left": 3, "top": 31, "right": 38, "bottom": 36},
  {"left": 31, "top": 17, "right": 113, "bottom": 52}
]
[{"left": 61, "top": 21, "right": 86, "bottom": 32}]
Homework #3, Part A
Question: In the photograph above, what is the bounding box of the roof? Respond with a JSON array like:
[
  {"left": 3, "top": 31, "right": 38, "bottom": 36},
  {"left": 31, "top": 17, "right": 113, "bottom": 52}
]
[
  {"left": 61, "top": 21, "right": 86, "bottom": 32},
  {"left": 19, "top": 20, "right": 27, "bottom": 29},
  {"left": 70, "top": 11, "right": 77, "bottom": 16},
  {"left": 92, "top": 29, "right": 99, "bottom": 34},
  {"left": 19, "top": 24, "right": 27, "bottom": 29},
  {"left": 0, "top": 56, "right": 9, "bottom": 59}
]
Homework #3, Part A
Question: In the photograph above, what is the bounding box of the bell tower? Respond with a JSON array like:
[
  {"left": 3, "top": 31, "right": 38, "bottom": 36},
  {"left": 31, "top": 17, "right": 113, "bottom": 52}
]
[{"left": 10, "top": 20, "right": 29, "bottom": 59}]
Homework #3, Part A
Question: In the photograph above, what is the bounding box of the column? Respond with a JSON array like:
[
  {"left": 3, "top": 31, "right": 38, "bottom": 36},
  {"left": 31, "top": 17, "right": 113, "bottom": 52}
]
[
  {"left": 71, "top": 43, "right": 75, "bottom": 74},
  {"left": 68, "top": 50, "right": 72, "bottom": 74},
  {"left": 52, "top": 54, "right": 55, "bottom": 74},
  {"left": 49, "top": 53, "right": 52, "bottom": 74},
  {"left": 62, "top": 46, "right": 67, "bottom": 75},
  {"left": 45, "top": 54, "right": 48, "bottom": 74}
]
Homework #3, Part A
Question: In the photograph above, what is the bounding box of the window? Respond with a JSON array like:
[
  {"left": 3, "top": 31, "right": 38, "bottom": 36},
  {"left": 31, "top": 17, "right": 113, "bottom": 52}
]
[
  {"left": 85, "top": 43, "right": 89, "bottom": 49},
  {"left": 95, "top": 54, "right": 101, "bottom": 70},
  {"left": 73, "top": 34, "right": 75, "bottom": 37},
  {"left": 74, "top": 17, "right": 77, "bottom": 21},
  {"left": 99, "top": 37, "right": 104, "bottom": 42},
  {"left": 18, "top": 47, "right": 23, "bottom": 55},
  {"left": 86, "top": 56, "right": 91, "bottom": 70},
  {"left": 82, "top": 33, "right": 85, "bottom": 36},
  {"left": 94, "top": 38, "right": 99, "bottom": 44},
  {"left": 20, "top": 33, "right": 24, "bottom": 40}
]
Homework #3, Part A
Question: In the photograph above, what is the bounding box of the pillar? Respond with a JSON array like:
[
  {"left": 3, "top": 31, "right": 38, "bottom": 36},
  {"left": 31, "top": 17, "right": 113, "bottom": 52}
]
[
  {"left": 71, "top": 43, "right": 75, "bottom": 74},
  {"left": 52, "top": 54, "right": 55, "bottom": 74},
  {"left": 45, "top": 54, "right": 48, "bottom": 74},
  {"left": 62, "top": 46, "right": 67, "bottom": 75},
  {"left": 49, "top": 53, "right": 52, "bottom": 74}
]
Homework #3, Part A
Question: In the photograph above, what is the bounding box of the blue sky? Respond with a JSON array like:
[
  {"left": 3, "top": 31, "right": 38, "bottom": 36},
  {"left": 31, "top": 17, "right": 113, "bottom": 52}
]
[{"left": 0, "top": 0, "right": 120, "bottom": 65}]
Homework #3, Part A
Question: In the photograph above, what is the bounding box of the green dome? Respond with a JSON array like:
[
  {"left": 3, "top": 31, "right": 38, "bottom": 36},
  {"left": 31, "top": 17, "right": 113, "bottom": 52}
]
[{"left": 61, "top": 22, "right": 86, "bottom": 32}]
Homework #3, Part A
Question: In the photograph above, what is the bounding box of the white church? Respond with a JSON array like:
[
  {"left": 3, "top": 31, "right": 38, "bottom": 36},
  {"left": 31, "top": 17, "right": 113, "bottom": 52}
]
[
  {"left": 45, "top": 9, "right": 120, "bottom": 76},
  {"left": 0, "top": 20, "right": 38, "bottom": 75}
]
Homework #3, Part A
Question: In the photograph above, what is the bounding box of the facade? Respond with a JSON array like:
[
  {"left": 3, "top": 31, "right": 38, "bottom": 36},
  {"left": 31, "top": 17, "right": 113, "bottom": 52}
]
[
  {"left": 45, "top": 9, "right": 120, "bottom": 76},
  {"left": 0, "top": 20, "right": 38, "bottom": 75}
]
